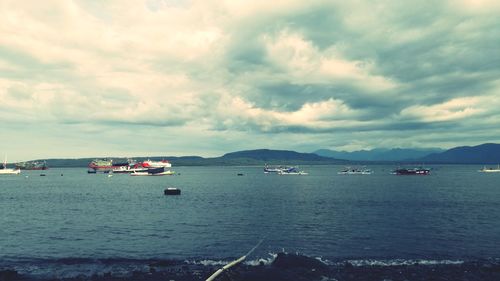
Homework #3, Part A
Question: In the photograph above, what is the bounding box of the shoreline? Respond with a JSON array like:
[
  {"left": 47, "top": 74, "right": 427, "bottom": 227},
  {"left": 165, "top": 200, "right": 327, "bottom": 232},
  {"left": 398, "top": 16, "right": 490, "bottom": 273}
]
[{"left": 1, "top": 254, "right": 500, "bottom": 281}]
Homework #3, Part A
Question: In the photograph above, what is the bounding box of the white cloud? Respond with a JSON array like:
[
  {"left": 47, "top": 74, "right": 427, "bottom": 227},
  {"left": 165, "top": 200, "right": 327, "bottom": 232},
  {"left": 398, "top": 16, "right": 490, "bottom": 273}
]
[
  {"left": 399, "top": 96, "right": 484, "bottom": 122},
  {"left": 1, "top": 0, "right": 499, "bottom": 160}
]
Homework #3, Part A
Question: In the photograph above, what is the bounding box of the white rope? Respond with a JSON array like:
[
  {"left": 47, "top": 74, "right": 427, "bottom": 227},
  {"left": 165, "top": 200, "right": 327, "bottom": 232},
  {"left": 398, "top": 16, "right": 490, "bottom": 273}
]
[{"left": 205, "top": 239, "right": 264, "bottom": 281}]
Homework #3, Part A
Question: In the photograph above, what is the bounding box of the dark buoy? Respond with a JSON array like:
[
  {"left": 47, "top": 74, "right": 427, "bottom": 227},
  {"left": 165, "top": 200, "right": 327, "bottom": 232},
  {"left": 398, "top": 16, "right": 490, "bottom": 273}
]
[{"left": 164, "top": 187, "right": 181, "bottom": 195}]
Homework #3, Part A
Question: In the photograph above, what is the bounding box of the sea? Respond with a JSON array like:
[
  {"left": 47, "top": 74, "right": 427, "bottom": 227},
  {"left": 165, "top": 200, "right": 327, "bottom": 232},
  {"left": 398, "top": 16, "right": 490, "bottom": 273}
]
[{"left": 1, "top": 165, "right": 499, "bottom": 280}]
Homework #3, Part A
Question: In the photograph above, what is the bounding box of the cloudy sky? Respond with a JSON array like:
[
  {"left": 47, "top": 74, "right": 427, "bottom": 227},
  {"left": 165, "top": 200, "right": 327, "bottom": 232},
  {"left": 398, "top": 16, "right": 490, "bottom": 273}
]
[{"left": 1, "top": 0, "right": 500, "bottom": 161}]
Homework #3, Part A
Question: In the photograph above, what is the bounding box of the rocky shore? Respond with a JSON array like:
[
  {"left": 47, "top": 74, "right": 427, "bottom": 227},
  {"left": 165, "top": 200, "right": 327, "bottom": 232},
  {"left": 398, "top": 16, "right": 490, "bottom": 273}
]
[{"left": 1, "top": 253, "right": 500, "bottom": 281}]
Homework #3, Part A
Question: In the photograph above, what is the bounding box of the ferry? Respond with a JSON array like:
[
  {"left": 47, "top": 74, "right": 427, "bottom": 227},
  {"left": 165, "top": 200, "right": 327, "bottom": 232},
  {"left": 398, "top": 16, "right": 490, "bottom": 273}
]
[
  {"left": 392, "top": 167, "right": 430, "bottom": 175},
  {"left": 478, "top": 165, "right": 500, "bottom": 173},
  {"left": 338, "top": 166, "right": 373, "bottom": 175}
]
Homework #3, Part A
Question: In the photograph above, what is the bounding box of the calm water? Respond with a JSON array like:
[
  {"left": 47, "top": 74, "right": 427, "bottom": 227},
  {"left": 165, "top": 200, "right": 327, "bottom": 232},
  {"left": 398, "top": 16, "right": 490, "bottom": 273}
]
[{"left": 1, "top": 165, "right": 500, "bottom": 272}]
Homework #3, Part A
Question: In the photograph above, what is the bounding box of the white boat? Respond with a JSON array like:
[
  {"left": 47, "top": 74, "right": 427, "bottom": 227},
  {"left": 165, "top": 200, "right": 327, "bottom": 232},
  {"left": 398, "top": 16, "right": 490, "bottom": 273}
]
[
  {"left": 264, "top": 164, "right": 292, "bottom": 173},
  {"left": 338, "top": 166, "right": 373, "bottom": 175},
  {"left": 478, "top": 165, "right": 500, "bottom": 173},
  {"left": 131, "top": 170, "right": 175, "bottom": 176},
  {"left": 0, "top": 157, "right": 21, "bottom": 175},
  {"left": 277, "top": 167, "right": 308, "bottom": 175}
]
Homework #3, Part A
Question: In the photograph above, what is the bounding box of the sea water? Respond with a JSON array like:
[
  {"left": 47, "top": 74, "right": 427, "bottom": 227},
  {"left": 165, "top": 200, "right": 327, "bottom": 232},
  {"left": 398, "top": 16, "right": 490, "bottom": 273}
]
[{"left": 1, "top": 165, "right": 499, "bottom": 277}]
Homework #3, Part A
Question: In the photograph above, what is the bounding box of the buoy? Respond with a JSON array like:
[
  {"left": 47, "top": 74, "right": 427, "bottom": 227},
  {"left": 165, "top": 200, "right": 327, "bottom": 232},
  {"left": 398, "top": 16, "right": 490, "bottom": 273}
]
[{"left": 164, "top": 187, "right": 181, "bottom": 195}]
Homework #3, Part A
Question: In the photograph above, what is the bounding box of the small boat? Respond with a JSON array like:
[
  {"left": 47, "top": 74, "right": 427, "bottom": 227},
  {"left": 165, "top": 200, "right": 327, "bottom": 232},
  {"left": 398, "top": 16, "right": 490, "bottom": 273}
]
[
  {"left": 478, "top": 165, "right": 500, "bottom": 173},
  {"left": 278, "top": 167, "right": 308, "bottom": 175},
  {"left": 164, "top": 187, "right": 181, "bottom": 195},
  {"left": 392, "top": 167, "right": 430, "bottom": 175},
  {"left": 0, "top": 157, "right": 21, "bottom": 175},
  {"left": 338, "top": 166, "right": 373, "bottom": 175}
]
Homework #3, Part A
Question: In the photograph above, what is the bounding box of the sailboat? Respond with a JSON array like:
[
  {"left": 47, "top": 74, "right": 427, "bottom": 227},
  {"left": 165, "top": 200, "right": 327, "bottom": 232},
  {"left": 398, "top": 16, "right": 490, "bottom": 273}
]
[{"left": 0, "top": 156, "right": 21, "bottom": 175}]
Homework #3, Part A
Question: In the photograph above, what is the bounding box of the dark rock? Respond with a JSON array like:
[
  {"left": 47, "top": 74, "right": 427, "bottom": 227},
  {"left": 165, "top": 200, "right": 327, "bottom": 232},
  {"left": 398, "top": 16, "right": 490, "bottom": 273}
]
[
  {"left": 0, "top": 270, "right": 20, "bottom": 281},
  {"left": 272, "top": 253, "right": 328, "bottom": 271}
]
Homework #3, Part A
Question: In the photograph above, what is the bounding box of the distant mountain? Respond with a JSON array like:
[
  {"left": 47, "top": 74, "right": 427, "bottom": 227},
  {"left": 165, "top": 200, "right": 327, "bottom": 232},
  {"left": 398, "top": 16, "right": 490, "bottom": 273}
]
[
  {"left": 222, "top": 149, "right": 334, "bottom": 161},
  {"left": 35, "top": 149, "right": 346, "bottom": 167},
  {"left": 419, "top": 143, "right": 500, "bottom": 164},
  {"left": 314, "top": 148, "right": 444, "bottom": 161}
]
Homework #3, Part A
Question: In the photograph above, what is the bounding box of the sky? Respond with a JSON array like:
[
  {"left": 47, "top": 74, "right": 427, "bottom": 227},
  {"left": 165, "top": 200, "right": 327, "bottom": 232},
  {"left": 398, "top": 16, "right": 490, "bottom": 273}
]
[{"left": 1, "top": 0, "right": 500, "bottom": 161}]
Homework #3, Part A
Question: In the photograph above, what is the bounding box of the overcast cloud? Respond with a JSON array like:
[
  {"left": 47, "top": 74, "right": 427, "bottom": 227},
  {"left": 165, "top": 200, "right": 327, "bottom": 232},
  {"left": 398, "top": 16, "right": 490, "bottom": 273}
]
[{"left": 1, "top": 0, "right": 500, "bottom": 161}]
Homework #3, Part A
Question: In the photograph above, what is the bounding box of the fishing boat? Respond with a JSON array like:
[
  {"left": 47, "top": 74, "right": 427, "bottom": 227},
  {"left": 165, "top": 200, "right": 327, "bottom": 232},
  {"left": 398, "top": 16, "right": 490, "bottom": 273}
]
[
  {"left": 15, "top": 160, "right": 48, "bottom": 170},
  {"left": 278, "top": 167, "right": 308, "bottom": 175},
  {"left": 392, "top": 167, "right": 430, "bottom": 175},
  {"left": 478, "top": 165, "right": 500, "bottom": 173},
  {"left": 338, "top": 166, "right": 373, "bottom": 175},
  {"left": 0, "top": 157, "right": 21, "bottom": 175}
]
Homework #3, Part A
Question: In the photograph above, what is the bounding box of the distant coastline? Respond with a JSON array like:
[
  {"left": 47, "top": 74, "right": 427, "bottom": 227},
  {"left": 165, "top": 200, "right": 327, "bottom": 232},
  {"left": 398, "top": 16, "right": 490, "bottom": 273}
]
[{"left": 9, "top": 143, "right": 500, "bottom": 167}]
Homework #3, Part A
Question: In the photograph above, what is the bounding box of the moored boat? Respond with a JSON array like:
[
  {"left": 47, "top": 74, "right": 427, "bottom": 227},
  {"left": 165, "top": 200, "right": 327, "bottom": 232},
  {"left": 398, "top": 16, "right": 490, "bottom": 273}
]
[
  {"left": 130, "top": 166, "right": 175, "bottom": 176},
  {"left": 338, "top": 166, "right": 373, "bottom": 175},
  {"left": 88, "top": 158, "right": 138, "bottom": 173},
  {"left": 264, "top": 164, "right": 291, "bottom": 173},
  {"left": 392, "top": 167, "right": 430, "bottom": 175},
  {"left": 278, "top": 167, "right": 308, "bottom": 175},
  {"left": 478, "top": 165, "right": 500, "bottom": 173},
  {"left": 88, "top": 159, "right": 114, "bottom": 171},
  {"left": 15, "top": 160, "right": 48, "bottom": 170}
]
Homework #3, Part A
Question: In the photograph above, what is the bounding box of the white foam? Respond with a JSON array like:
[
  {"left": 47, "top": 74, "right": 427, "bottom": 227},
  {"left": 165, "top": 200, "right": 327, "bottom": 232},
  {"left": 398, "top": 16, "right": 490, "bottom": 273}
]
[
  {"left": 346, "top": 259, "right": 464, "bottom": 267},
  {"left": 244, "top": 253, "right": 278, "bottom": 266}
]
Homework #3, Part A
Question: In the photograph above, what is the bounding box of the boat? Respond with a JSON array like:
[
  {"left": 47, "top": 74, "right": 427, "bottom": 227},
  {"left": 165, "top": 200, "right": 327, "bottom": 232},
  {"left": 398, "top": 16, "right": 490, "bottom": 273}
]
[
  {"left": 0, "top": 157, "right": 21, "bottom": 175},
  {"left": 264, "top": 164, "right": 291, "bottom": 173},
  {"left": 88, "top": 158, "right": 137, "bottom": 173},
  {"left": 478, "top": 165, "right": 500, "bottom": 173},
  {"left": 130, "top": 167, "right": 175, "bottom": 176},
  {"left": 392, "top": 167, "right": 430, "bottom": 175},
  {"left": 278, "top": 167, "right": 308, "bottom": 175},
  {"left": 15, "top": 160, "right": 48, "bottom": 170},
  {"left": 164, "top": 187, "right": 181, "bottom": 195},
  {"left": 88, "top": 159, "right": 114, "bottom": 171},
  {"left": 338, "top": 166, "right": 373, "bottom": 175},
  {"left": 141, "top": 159, "right": 172, "bottom": 168}
]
